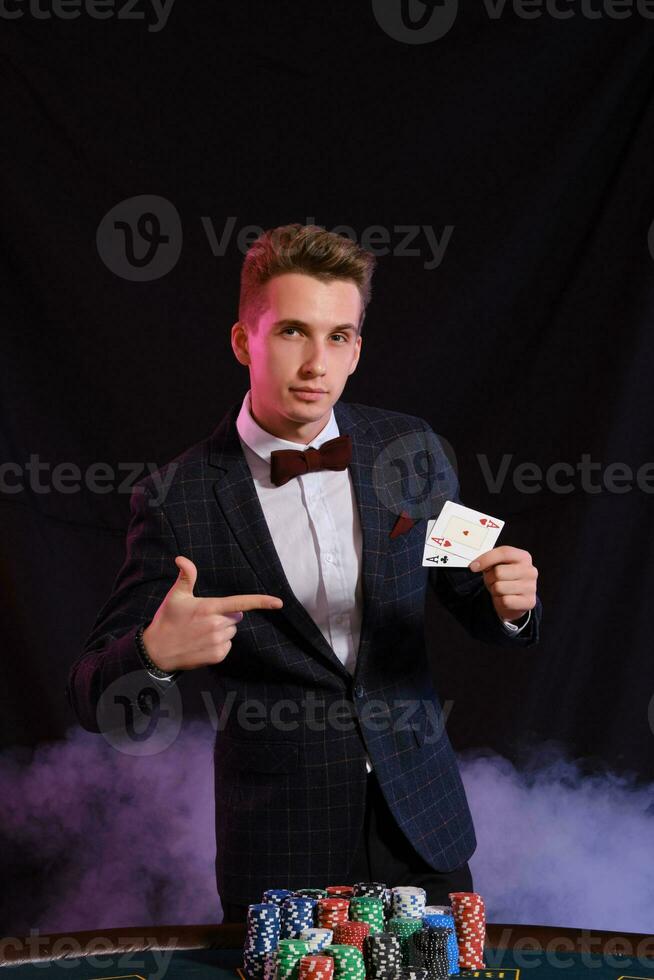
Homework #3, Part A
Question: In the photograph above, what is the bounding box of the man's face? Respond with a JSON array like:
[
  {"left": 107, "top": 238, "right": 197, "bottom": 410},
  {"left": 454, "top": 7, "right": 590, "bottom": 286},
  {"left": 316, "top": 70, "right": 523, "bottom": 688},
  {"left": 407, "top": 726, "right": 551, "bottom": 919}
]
[{"left": 231, "top": 272, "right": 363, "bottom": 443}]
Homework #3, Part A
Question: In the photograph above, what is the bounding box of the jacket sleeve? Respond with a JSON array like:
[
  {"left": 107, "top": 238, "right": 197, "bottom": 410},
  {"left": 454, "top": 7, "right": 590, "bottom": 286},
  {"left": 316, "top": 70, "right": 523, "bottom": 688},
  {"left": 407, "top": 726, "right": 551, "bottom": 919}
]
[
  {"left": 430, "top": 562, "right": 542, "bottom": 647},
  {"left": 66, "top": 481, "right": 183, "bottom": 732},
  {"left": 422, "top": 423, "right": 542, "bottom": 648}
]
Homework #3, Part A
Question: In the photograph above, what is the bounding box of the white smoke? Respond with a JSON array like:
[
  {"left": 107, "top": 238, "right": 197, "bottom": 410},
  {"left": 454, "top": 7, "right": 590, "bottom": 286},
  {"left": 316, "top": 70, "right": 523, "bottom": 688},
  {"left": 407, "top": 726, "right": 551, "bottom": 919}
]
[
  {"left": 462, "top": 748, "right": 654, "bottom": 932},
  {"left": 0, "top": 722, "right": 220, "bottom": 933},
  {"left": 1, "top": 730, "right": 653, "bottom": 934}
]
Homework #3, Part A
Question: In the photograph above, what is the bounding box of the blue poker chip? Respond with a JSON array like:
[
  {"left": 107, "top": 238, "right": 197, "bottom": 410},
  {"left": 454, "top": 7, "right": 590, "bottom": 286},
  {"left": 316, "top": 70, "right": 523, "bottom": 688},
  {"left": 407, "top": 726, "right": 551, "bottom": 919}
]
[
  {"left": 423, "top": 911, "right": 459, "bottom": 974},
  {"left": 244, "top": 902, "right": 282, "bottom": 974},
  {"left": 280, "top": 896, "right": 318, "bottom": 939}
]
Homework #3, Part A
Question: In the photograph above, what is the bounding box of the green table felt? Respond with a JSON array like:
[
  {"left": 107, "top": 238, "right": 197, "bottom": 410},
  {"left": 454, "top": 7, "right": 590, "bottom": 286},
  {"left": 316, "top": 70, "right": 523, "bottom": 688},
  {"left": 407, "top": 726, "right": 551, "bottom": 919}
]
[
  {"left": 5, "top": 947, "right": 654, "bottom": 980},
  {"left": 461, "top": 945, "right": 654, "bottom": 980},
  {"left": 2, "top": 924, "right": 653, "bottom": 980},
  {"left": 1, "top": 945, "right": 244, "bottom": 980}
]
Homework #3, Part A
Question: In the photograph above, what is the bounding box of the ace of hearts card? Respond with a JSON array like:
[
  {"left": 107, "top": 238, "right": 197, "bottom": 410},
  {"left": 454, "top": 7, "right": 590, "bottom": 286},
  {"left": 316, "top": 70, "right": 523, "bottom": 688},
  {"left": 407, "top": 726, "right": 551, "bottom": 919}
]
[{"left": 422, "top": 500, "right": 505, "bottom": 568}]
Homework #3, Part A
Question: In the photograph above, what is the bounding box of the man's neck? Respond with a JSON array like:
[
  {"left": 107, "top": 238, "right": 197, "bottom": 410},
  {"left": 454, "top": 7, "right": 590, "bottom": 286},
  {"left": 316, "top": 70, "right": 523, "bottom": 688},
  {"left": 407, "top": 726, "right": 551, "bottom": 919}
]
[{"left": 249, "top": 396, "right": 334, "bottom": 445}]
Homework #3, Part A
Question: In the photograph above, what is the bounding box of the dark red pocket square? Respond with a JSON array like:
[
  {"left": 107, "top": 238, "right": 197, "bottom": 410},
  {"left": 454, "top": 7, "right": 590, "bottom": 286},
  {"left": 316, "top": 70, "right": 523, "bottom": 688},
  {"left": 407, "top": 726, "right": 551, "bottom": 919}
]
[{"left": 389, "top": 510, "right": 416, "bottom": 539}]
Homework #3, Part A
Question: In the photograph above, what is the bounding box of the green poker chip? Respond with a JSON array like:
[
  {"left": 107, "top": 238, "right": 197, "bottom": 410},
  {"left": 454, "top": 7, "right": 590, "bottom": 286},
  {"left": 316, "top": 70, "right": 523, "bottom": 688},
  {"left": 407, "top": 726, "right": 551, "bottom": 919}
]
[
  {"left": 349, "top": 896, "right": 385, "bottom": 934},
  {"left": 388, "top": 916, "right": 424, "bottom": 966}
]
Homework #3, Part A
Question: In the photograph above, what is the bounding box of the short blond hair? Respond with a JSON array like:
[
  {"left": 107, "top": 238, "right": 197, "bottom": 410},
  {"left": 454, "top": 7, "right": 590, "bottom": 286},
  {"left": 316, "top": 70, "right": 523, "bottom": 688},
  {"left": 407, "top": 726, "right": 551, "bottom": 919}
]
[{"left": 239, "top": 223, "right": 377, "bottom": 334}]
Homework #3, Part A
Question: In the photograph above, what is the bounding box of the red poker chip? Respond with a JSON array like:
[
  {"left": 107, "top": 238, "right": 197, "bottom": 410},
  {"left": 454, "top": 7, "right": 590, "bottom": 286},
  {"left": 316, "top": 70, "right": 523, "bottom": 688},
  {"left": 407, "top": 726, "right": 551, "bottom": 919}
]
[
  {"left": 332, "top": 922, "right": 370, "bottom": 952},
  {"left": 299, "top": 956, "right": 335, "bottom": 980}
]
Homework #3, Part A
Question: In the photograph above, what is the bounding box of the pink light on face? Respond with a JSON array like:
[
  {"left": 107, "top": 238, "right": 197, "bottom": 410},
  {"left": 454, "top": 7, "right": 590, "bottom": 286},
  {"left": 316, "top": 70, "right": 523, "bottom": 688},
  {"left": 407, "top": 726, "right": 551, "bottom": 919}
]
[{"left": 237, "top": 272, "right": 362, "bottom": 444}]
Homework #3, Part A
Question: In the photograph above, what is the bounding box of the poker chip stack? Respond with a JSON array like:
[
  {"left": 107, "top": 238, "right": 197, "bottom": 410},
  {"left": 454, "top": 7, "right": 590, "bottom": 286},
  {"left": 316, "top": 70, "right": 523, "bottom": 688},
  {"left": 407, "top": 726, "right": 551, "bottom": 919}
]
[
  {"left": 387, "top": 917, "right": 424, "bottom": 966},
  {"left": 391, "top": 887, "right": 427, "bottom": 919},
  {"left": 262, "top": 952, "right": 278, "bottom": 980},
  {"left": 448, "top": 892, "right": 486, "bottom": 970},
  {"left": 326, "top": 886, "right": 355, "bottom": 898},
  {"left": 281, "top": 897, "right": 318, "bottom": 939},
  {"left": 407, "top": 926, "right": 451, "bottom": 980},
  {"left": 353, "top": 882, "right": 393, "bottom": 922},
  {"left": 362, "top": 932, "right": 403, "bottom": 979},
  {"left": 299, "top": 955, "right": 334, "bottom": 980},
  {"left": 277, "top": 939, "right": 312, "bottom": 980},
  {"left": 348, "top": 896, "right": 385, "bottom": 935},
  {"left": 423, "top": 906, "right": 459, "bottom": 975},
  {"left": 393, "top": 968, "right": 430, "bottom": 980},
  {"left": 243, "top": 903, "right": 282, "bottom": 980},
  {"left": 316, "top": 898, "right": 350, "bottom": 930},
  {"left": 332, "top": 921, "right": 371, "bottom": 954},
  {"left": 299, "top": 929, "right": 334, "bottom": 952},
  {"left": 243, "top": 881, "right": 488, "bottom": 980},
  {"left": 263, "top": 889, "right": 294, "bottom": 908},
  {"left": 321, "top": 944, "right": 366, "bottom": 980}
]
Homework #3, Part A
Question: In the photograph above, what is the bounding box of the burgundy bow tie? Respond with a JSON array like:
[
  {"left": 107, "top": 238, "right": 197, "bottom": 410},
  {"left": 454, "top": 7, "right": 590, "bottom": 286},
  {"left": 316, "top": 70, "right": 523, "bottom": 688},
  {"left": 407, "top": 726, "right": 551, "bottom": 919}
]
[{"left": 270, "top": 434, "right": 352, "bottom": 487}]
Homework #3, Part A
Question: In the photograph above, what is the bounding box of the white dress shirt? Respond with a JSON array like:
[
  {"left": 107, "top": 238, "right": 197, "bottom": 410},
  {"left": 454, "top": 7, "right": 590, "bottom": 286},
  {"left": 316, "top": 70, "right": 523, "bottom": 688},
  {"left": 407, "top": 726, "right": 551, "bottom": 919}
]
[
  {"left": 149, "top": 390, "right": 532, "bottom": 768},
  {"left": 231, "top": 389, "right": 530, "bottom": 772}
]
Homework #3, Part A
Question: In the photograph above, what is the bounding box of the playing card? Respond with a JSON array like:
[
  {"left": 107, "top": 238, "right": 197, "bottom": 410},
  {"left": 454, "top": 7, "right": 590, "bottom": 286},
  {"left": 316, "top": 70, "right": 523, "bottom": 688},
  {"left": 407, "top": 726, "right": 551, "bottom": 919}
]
[{"left": 422, "top": 500, "right": 505, "bottom": 568}]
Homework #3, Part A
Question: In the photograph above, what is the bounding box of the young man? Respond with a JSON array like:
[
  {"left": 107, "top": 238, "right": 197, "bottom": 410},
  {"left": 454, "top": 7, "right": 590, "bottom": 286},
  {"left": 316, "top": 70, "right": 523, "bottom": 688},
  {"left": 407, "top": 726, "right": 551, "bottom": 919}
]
[{"left": 67, "top": 224, "right": 541, "bottom": 922}]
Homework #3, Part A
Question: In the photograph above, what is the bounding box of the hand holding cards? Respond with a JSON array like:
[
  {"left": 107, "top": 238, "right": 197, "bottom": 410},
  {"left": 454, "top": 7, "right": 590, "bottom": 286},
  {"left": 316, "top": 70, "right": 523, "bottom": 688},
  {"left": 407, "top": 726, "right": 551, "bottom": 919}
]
[
  {"left": 422, "top": 500, "right": 539, "bottom": 623},
  {"left": 422, "top": 500, "right": 505, "bottom": 568}
]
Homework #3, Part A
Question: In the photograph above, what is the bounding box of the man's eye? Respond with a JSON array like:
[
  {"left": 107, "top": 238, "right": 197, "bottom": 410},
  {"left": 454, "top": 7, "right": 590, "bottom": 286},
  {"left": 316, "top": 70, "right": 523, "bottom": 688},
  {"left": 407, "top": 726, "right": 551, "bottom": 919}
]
[{"left": 282, "top": 327, "right": 347, "bottom": 342}]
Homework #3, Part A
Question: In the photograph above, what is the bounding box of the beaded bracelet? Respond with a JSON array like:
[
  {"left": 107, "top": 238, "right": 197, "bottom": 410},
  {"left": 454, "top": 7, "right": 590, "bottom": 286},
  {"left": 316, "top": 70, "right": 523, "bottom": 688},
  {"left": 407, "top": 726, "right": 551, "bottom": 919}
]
[{"left": 134, "top": 624, "right": 175, "bottom": 679}]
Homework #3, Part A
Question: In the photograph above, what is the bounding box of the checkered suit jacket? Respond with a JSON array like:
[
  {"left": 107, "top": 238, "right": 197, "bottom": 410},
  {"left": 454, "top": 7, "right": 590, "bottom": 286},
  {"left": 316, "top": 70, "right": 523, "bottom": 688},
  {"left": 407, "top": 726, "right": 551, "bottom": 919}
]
[{"left": 67, "top": 397, "right": 542, "bottom": 905}]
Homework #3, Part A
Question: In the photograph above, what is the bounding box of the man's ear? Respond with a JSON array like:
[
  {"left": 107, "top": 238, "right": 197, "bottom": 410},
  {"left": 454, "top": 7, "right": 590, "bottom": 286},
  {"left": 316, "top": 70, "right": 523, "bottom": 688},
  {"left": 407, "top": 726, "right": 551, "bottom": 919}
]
[
  {"left": 231, "top": 320, "right": 250, "bottom": 365},
  {"left": 348, "top": 335, "right": 362, "bottom": 375}
]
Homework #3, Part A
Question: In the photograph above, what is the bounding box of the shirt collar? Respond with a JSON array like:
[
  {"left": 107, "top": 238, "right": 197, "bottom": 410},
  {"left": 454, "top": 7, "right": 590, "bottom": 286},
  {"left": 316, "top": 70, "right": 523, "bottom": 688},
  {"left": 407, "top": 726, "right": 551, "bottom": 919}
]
[{"left": 236, "top": 388, "right": 340, "bottom": 464}]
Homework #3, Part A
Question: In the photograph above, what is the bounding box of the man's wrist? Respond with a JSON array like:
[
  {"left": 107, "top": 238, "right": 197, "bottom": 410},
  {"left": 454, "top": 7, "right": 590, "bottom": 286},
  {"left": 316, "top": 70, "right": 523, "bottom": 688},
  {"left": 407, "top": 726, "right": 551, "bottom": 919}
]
[
  {"left": 135, "top": 624, "right": 175, "bottom": 678},
  {"left": 500, "top": 609, "right": 531, "bottom": 632}
]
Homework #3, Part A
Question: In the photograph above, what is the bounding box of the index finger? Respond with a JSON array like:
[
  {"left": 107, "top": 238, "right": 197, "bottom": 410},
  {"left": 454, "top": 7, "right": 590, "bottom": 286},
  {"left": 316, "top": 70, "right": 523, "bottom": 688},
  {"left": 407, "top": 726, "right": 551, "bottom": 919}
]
[
  {"left": 204, "top": 594, "right": 284, "bottom": 614},
  {"left": 469, "top": 546, "right": 528, "bottom": 572}
]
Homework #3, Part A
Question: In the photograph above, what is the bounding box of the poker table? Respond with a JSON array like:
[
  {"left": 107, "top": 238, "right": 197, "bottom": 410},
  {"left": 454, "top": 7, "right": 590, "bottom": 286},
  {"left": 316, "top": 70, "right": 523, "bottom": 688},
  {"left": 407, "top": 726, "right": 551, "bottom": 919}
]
[{"left": 1, "top": 923, "right": 653, "bottom": 980}]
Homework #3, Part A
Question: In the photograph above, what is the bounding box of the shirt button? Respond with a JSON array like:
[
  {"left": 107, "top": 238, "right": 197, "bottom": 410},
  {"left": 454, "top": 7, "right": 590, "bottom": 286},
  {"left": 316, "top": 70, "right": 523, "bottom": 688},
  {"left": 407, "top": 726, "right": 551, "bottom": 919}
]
[{"left": 354, "top": 683, "right": 364, "bottom": 699}]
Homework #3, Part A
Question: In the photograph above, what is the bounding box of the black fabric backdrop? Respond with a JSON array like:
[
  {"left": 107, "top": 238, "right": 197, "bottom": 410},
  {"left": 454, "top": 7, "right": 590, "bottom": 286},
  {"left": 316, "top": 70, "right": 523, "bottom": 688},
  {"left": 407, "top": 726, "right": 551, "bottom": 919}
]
[{"left": 3, "top": 4, "right": 654, "bottom": 788}]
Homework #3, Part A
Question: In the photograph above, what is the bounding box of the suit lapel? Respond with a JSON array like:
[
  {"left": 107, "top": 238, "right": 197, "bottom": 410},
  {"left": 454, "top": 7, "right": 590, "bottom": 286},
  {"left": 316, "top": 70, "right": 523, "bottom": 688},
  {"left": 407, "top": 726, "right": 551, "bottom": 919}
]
[
  {"left": 333, "top": 400, "right": 393, "bottom": 675},
  {"left": 206, "top": 398, "right": 392, "bottom": 681}
]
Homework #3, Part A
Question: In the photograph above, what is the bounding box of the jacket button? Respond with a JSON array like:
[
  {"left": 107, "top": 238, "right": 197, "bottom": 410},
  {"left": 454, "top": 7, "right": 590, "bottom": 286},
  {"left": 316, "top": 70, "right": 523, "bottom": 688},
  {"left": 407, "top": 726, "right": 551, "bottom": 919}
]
[{"left": 354, "top": 683, "right": 365, "bottom": 699}]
